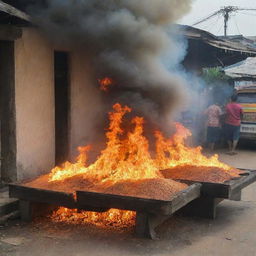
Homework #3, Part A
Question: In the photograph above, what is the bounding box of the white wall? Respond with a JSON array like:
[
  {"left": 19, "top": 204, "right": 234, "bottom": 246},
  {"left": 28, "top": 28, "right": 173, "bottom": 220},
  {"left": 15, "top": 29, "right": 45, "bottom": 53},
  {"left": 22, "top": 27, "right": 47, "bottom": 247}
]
[
  {"left": 15, "top": 28, "right": 55, "bottom": 180},
  {"left": 14, "top": 28, "right": 102, "bottom": 180}
]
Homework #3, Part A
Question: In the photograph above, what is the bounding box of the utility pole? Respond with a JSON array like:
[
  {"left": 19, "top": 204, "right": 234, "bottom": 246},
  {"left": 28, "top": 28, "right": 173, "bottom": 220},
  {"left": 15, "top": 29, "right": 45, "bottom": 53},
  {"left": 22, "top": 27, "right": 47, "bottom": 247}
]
[
  {"left": 224, "top": 9, "right": 228, "bottom": 36},
  {"left": 192, "top": 6, "right": 256, "bottom": 37},
  {"left": 222, "top": 6, "right": 240, "bottom": 37},
  {"left": 223, "top": 7, "right": 236, "bottom": 37}
]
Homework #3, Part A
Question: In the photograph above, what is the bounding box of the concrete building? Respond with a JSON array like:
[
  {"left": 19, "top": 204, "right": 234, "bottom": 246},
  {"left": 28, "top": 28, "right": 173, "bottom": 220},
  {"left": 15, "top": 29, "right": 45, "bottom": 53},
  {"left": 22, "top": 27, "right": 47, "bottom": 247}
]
[{"left": 0, "top": 2, "right": 101, "bottom": 183}]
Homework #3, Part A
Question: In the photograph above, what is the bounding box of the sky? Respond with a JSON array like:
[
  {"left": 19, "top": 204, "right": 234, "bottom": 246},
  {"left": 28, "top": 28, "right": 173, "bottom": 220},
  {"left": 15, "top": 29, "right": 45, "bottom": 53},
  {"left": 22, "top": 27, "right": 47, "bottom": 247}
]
[{"left": 179, "top": 0, "right": 256, "bottom": 36}]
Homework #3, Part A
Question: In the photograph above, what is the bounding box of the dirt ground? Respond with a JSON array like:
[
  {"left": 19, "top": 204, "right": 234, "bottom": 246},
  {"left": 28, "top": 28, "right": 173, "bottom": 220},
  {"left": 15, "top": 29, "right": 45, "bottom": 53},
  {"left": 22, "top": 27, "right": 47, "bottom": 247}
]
[{"left": 0, "top": 143, "right": 256, "bottom": 256}]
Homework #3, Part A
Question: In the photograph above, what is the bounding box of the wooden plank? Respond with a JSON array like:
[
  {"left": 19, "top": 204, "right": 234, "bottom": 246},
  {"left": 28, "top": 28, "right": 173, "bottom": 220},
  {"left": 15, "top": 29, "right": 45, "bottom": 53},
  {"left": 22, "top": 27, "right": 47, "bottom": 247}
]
[
  {"left": 77, "top": 190, "right": 169, "bottom": 215},
  {"left": 9, "top": 184, "right": 111, "bottom": 213},
  {"left": 0, "top": 1, "right": 31, "bottom": 21},
  {"left": 9, "top": 184, "right": 77, "bottom": 209},
  {"left": 199, "top": 182, "right": 230, "bottom": 198},
  {"left": 230, "top": 191, "right": 241, "bottom": 201},
  {"left": 170, "top": 179, "right": 231, "bottom": 198},
  {"left": 169, "top": 171, "right": 256, "bottom": 199},
  {"left": 76, "top": 184, "right": 201, "bottom": 216},
  {"left": 171, "top": 183, "right": 201, "bottom": 213},
  {"left": 229, "top": 171, "right": 256, "bottom": 196},
  {"left": 135, "top": 212, "right": 170, "bottom": 240},
  {"left": 179, "top": 197, "right": 223, "bottom": 220}
]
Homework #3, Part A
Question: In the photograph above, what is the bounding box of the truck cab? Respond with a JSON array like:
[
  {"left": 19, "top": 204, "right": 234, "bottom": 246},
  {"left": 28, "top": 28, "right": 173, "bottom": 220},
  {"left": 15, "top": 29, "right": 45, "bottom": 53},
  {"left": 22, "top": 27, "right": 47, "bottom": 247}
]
[{"left": 237, "top": 87, "right": 256, "bottom": 139}]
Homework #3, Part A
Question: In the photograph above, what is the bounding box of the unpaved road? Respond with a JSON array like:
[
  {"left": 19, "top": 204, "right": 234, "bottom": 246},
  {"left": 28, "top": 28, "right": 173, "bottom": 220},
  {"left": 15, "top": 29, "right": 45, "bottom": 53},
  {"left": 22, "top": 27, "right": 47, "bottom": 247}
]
[{"left": 0, "top": 145, "right": 256, "bottom": 256}]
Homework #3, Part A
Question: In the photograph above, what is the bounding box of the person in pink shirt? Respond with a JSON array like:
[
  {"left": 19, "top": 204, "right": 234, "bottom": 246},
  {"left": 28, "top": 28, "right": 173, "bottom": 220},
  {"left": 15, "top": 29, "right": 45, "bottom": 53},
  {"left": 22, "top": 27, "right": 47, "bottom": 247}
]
[
  {"left": 204, "top": 103, "right": 222, "bottom": 151},
  {"left": 225, "top": 94, "right": 243, "bottom": 155}
]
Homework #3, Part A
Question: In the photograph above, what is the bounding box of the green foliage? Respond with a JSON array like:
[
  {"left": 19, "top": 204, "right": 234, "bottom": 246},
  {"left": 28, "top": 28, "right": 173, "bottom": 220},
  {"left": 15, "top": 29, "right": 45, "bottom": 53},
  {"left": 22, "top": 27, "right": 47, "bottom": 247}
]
[
  {"left": 201, "top": 67, "right": 233, "bottom": 106},
  {"left": 202, "top": 67, "right": 230, "bottom": 85}
]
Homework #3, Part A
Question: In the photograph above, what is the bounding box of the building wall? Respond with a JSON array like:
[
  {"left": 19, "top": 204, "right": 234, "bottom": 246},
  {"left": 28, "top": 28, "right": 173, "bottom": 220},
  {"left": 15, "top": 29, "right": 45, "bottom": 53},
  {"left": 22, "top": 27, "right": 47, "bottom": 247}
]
[
  {"left": 15, "top": 28, "right": 55, "bottom": 180},
  {"left": 69, "top": 52, "right": 103, "bottom": 160},
  {"left": 14, "top": 28, "right": 100, "bottom": 180}
]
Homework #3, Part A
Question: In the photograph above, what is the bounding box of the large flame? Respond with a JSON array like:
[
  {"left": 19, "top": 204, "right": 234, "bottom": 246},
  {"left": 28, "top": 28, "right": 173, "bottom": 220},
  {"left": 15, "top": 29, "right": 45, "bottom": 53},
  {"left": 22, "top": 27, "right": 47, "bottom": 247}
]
[
  {"left": 155, "top": 123, "right": 231, "bottom": 170},
  {"left": 49, "top": 103, "right": 161, "bottom": 183},
  {"left": 49, "top": 103, "right": 239, "bottom": 226},
  {"left": 50, "top": 103, "right": 234, "bottom": 183}
]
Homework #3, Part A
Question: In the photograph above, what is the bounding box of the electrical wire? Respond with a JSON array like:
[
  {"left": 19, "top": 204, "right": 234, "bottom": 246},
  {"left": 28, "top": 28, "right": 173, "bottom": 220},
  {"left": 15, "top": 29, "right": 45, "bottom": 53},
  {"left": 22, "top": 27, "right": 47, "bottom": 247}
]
[
  {"left": 201, "top": 14, "right": 221, "bottom": 32},
  {"left": 210, "top": 15, "right": 225, "bottom": 35},
  {"left": 192, "top": 8, "right": 256, "bottom": 36},
  {"left": 200, "top": 16, "right": 217, "bottom": 30},
  {"left": 216, "top": 20, "right": 224, "bottom": 35},
  {"left": 233, "top": 16, "right": 241, "bottom": 35},
  {"left": 239, "top": 12, "right": 256, "bottom": 17}
]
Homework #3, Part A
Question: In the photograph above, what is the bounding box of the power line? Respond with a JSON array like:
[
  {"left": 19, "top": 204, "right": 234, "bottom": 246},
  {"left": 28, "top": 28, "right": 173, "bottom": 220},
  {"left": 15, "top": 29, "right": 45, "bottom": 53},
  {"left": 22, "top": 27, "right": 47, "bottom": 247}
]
[
  {"left": 201, "top": 14, "right": 220, "bottom": 31},
  {"left": 216, "top": 19, "right": 224, "bottom": 35},
  {"left": 239, "top": 12, "right": 256, "bottom": 17},
  {"left": 233, "top": 16, "right": 241, "bottom": 35},
  {"left": 192, "top": 6, "right": 256, "bottom": 36}
]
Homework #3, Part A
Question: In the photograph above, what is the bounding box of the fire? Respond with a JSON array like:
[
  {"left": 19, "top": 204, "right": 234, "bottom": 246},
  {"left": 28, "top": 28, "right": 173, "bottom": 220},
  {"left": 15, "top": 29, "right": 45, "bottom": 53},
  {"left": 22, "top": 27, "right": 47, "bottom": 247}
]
[
  {"left": 98, "top": 77, "right": 114, "bottom": 92},
  {"left": 155, "top": 123, "right": 231, "bottom": 170},
  {"left": 50, "top": 145, "right": 91, "bottom": 181},
  {"left": 49, "top": 103, "right": 160, "bottom": 183},
  {"left": 49, "top": 103, "right": 239, "bottom": 226},
  {"left": 51, "top": 207, "right": 135, "bottom": 228},
  {"left": 50, "top": 103, "right": 235, "bottom": 184}
]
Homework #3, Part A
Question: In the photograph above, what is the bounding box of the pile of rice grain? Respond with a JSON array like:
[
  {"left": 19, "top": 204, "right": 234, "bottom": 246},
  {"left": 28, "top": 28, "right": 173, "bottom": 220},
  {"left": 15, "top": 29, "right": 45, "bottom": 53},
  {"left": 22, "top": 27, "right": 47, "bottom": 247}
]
[
  {"left": 161, "top": 165, "right": 242, "bottom": 183},
  {"left": 100, "top": 178, "right": 188, "bottom": 201},
  {"left": 24, "top": 175, "right": 188, "bottom": 201}
]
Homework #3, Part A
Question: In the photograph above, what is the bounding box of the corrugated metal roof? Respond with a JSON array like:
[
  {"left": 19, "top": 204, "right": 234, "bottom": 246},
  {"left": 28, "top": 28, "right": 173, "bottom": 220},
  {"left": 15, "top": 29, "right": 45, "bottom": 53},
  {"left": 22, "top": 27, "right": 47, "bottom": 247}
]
[
  {"left": 179, "top": 25, "right": 256, "bottom": 55},
  {"left": 224, "top": 57, "right": 256, "bottom": 78}
]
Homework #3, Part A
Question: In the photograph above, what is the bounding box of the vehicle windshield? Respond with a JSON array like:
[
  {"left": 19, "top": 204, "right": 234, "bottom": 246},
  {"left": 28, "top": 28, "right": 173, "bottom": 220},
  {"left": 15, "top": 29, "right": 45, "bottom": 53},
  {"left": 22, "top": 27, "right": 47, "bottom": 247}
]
[{"left": 237, "top": 93, "right": 256, "bottom": 104}]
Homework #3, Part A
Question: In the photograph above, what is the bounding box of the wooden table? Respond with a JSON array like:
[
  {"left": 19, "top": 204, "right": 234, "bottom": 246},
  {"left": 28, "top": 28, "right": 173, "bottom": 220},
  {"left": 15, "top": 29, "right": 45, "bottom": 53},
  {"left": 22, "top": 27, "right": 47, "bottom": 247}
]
[{"left": 9, "top": 182, "right": 201, "bottom": 239}]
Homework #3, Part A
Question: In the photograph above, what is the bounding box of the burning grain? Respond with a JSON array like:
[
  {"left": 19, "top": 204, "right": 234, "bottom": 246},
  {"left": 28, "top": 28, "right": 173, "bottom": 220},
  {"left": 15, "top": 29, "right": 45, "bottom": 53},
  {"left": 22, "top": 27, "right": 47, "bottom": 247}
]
[
  {"left": 161, "top": 165, "right": 243, "bottom": 183},
  {"left": 102, "top": 178, "right": 188, "bottom": 201},
  {"left": 25, "top": 175, "right": 188, "bottom": 201}
]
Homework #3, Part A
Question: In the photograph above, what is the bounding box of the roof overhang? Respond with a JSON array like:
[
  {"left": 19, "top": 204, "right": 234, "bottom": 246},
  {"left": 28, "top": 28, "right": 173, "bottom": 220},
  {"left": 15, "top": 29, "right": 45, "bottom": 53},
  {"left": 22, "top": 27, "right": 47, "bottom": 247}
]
[
  {"left": 0, "top": 0, "right": 31, "bottom": 22},
  {"left": 224, "top": 57, "right": 256, "bottom": 79},
  {"left": 180, "top": 25, "right": 256, "bottom": 56}
]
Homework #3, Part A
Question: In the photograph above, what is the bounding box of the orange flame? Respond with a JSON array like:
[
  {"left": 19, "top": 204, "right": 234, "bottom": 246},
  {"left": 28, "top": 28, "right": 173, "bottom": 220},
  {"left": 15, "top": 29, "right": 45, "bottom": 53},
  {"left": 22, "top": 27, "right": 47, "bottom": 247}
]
[
  {"left": 49, "top": 103, "right": 240, "bottom": 226},
  {"left": 98, "top": 77, "right": 114, "bottom": 92},
  {"left": 51, "top": 207, "right": 135, "bottom": 228},
  {"left": 49, "top": 103, "right": 161, "bottom": 183},
  {"left": 155, "top": 123, "right": 231, "bottom": 170}
]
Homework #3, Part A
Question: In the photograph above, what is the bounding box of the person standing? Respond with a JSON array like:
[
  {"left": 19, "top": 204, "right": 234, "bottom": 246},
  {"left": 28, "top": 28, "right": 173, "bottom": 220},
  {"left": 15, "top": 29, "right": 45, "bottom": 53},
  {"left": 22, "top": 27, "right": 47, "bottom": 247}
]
[
  {"left": 224, "top": 94, "right": 243, "bottom": 155},
  {"left": 204, "top": 103, "right": 222, "bottom": 151}
]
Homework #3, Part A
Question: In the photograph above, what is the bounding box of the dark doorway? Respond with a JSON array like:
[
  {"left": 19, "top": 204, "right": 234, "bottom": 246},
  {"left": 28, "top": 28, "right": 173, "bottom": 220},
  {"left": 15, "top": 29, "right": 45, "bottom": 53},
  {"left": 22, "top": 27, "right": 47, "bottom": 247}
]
[
  {"left": 54, "top": 51, "right": 70, "bottom": 166},
  {"left": 0, "top": 41, "right": 17, "bottom": 183}
]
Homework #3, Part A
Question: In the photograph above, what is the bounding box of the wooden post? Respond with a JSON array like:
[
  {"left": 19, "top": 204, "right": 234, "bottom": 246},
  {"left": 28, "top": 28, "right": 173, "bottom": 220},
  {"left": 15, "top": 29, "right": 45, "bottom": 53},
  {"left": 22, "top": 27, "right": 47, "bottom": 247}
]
[
  {"left": 230, "top": 191, "right": 242, "bottom": 201},
  {"left": 179, "top": 197, "right": 223, "bottom": 219},
  {"left": 0, "top": 41, "right": 17, "bottom": 183},
  {"left": 135, "top": 212, "right": 171, "bottom": 239},
  {"left": 19, "top": 200, "right": 33, "bottom": 222},
  {"left": 19, "top": 200, "right": 57, "bottom": 222}
]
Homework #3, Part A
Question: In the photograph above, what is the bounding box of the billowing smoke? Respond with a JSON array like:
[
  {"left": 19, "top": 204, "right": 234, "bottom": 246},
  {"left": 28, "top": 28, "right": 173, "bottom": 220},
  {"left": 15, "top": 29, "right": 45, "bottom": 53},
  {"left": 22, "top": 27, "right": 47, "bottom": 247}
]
[{"left": 27, "top": 0, "right": 193, "bottom": 131}]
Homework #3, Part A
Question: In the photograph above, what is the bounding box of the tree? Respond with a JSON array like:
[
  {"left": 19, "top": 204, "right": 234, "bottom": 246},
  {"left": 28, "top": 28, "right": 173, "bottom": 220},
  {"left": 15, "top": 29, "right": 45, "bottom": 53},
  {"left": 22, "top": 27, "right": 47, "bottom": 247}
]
[
  {"left": 201, "top": 67, "right": 233, "bottom": 105},
  {"left": 202, "top": 67, "right": 230, "bottom": 85}
]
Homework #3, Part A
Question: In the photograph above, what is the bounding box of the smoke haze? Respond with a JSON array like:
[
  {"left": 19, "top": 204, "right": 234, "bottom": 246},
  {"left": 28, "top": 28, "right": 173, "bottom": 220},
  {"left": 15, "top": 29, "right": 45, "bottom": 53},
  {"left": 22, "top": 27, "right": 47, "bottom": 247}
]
[{"left": 27, "top": 0, "right": 193, "bottom": 131}]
